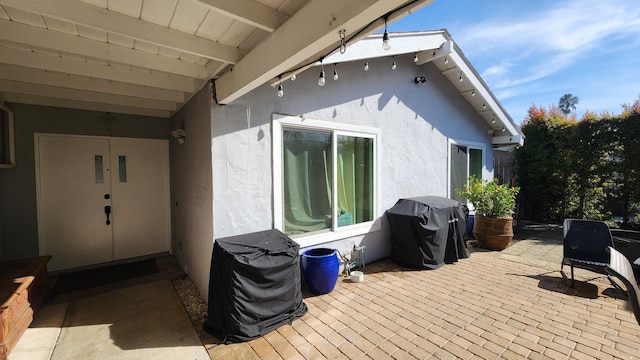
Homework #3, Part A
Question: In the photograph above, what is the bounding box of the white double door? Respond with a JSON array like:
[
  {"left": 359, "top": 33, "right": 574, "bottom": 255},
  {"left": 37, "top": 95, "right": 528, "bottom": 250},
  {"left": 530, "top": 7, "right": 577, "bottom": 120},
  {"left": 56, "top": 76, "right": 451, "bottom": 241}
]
[{"left": 35, "top": 134, "right": 171, "bottom": 271}]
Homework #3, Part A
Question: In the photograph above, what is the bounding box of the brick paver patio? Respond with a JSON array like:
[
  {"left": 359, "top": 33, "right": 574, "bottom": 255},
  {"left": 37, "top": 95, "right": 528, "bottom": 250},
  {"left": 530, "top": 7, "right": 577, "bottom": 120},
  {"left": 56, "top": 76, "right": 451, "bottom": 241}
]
[{"left": 205, "top": 246, "right": 640, "bottom": 359}]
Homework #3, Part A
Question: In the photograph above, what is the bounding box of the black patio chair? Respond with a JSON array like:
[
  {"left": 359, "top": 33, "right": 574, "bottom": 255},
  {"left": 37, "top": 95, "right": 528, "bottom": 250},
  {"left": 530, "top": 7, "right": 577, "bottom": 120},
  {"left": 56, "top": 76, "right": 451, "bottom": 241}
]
[
  {"left": 561, "top": 219, "right": 623, "bottom": 292},
  {"left": 606, "top": 246, "right": 640, "bottom": 325}
]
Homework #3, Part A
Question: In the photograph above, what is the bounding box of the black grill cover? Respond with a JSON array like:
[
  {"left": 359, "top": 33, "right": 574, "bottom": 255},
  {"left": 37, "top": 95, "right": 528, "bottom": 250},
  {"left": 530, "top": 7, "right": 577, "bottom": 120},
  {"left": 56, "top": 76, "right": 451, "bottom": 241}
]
[
  {"left": 386, "top": 196, "right": 470, "bottom": 269},
  {"left": 203, "top": 229, "right": 307, "bottom": 343}
]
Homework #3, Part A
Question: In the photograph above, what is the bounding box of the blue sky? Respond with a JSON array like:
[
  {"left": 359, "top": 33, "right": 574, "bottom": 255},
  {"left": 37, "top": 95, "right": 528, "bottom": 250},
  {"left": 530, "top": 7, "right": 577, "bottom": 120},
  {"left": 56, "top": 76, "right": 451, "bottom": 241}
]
[{"left": 390, "top": 0, "right": 640, "bottom": 123}]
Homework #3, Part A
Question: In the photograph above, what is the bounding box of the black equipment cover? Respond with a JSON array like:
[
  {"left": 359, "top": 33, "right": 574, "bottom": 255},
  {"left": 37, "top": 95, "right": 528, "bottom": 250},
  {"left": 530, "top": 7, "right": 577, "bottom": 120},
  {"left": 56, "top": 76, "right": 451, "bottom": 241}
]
[
  {"left": 204, "top": 229, "right": 307, "bottom": 343},
  {"left": 386, "top": 196, "right": 470, "bottom": 269}
]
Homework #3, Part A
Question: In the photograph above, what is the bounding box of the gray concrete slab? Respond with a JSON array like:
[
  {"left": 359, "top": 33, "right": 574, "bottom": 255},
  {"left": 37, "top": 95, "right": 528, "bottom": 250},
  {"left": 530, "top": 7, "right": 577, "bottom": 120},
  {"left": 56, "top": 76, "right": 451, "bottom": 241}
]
[{"left": 50, "top": 280, "right": 209, "bottom": 360}]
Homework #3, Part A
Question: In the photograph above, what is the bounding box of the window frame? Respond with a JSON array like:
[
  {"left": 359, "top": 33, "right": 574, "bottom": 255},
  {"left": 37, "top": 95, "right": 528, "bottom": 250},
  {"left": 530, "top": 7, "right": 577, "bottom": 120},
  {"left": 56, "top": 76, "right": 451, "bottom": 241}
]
[
  {"left": 273, "top": 114, "right": 381, "bottom": 247},
  {"left": 448, "top": 138, "right": 487, "bottom": 210}
]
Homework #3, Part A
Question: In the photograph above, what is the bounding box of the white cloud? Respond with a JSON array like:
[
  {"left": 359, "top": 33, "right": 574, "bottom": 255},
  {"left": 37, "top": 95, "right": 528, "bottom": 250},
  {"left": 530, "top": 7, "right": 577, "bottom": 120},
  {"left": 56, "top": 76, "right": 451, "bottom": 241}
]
[{"left": 455, "top": 0, "right": 640, "bottom": 93}]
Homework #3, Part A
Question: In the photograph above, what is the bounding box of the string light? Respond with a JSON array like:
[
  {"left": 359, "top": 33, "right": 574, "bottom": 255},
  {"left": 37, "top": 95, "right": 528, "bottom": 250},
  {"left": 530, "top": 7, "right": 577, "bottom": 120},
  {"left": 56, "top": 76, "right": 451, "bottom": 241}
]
[
  {"left": 491, "top": 116, "right": 496, "bottom": 124},
  {"left": 364, "top": 62, "right": 369, "bottom": 71},
  {"left": 459, "top": 72, "right": 464, "bottom": 82},
  {"left": 471, "top": 90, "right": 476, "bottom": 96},
  {"left": 382, "top": 16, "right": 391, "bottom": 50},
  {"left": 391, "top": 60, "right": 397, "bottom": 70},
  {"left": 333, "top": 64, "right": 339, "bottom": 81},
  {"left": 502, "top": 127, "right": 506, "bottom": 132},
  {"left": 277, "top": 76, "right": 284, "bottom": 97},
  {"left": 290, "top": 74, "right": 296, "bottom": 81},
  {"left": 444, "top": 56, "right": 449, "bottom": 64},
  {"left": 318, "top": 61, "right": 326, "bottom": 86},
  {"left": 482, "top": 103, "right": 487, "bottom": 109},
  {"left": 413, "top": 54, "right": 419, "bottom": 63}
]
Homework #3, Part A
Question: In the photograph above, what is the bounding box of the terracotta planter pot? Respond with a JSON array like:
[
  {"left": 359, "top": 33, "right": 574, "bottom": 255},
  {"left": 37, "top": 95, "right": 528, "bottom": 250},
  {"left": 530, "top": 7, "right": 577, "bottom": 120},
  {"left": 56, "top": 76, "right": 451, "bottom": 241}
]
[{"left": 473, "top": 215, "right": 513, "bottom": 250}]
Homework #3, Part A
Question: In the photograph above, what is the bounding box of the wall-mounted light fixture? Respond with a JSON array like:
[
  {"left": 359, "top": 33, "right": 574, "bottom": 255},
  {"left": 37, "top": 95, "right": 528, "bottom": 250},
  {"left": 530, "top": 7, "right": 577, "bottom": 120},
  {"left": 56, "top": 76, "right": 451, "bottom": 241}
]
[
  {"left": 414, "top": 76, "right": 427, "bottom": 84},
  {"left": 171, "top": 128, "right": 186, "bottom": 144}
]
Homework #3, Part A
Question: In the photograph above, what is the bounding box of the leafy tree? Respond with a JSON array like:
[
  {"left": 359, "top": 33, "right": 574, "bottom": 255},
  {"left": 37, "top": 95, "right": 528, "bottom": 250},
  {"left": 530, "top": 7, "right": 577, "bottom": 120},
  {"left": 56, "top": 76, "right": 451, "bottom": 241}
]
[
  {"left": 516, "top": 96, "right": 640, "bottom": 226},
  {"left": 559, "top": 93, "right": 580, "bottom": 115},
  {"left": 515, "top": 105, "right": 572, "bottom": 220}
]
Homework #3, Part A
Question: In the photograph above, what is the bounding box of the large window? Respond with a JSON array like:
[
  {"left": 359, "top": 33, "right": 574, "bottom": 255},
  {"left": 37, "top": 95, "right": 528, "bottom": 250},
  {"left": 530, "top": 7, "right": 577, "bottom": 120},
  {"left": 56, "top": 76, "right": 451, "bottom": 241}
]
[
  {"left": 449, "top": 141, "right": 485, "bottom": 204},
  {"left": 274, "top": 116, "right": 379, "bottom": 242}
]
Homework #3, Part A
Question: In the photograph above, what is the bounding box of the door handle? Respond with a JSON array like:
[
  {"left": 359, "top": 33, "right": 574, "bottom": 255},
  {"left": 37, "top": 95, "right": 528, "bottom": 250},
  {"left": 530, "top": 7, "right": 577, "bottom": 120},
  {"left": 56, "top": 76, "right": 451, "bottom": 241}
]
[{"left": 104, "top": 205, "right": 111, "bottom": 225}]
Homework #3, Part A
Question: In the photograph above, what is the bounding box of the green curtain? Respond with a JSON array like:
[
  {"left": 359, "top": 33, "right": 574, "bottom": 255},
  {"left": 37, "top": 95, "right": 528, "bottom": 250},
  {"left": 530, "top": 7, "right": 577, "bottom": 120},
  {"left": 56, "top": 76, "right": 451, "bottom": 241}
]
[
  {"left": 283, "top": 131, "right": 332, "bottom": 234},
  {"left": 469, "top": 148, "right": 482, "bottom": 179},
  {"left": 337, "top": 136, "right": 373, "bottom": 226}
]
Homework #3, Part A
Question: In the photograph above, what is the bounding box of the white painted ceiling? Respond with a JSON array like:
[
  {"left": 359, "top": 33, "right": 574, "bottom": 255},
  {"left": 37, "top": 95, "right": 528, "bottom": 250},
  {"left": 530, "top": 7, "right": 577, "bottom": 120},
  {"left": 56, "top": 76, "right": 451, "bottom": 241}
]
[{"left": 0, "top": 0, "right": 433, "bottom": 118}]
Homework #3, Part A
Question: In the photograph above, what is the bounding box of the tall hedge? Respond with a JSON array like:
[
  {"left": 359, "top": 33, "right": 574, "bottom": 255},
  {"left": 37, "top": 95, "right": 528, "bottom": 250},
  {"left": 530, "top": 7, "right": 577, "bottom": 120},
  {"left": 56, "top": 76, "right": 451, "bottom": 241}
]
[{"left": 515, "top": 105, "right": 640, "bottom": 226}]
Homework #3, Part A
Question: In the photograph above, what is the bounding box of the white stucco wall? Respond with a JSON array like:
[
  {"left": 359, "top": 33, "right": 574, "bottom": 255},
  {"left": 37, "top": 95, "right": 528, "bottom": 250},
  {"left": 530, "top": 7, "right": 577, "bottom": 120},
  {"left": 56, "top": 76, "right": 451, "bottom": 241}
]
[
  {"left": 170, "top": 86, "right": 214, "bottom": 298},
  {"left": 210, "top": 53, "right": 494, "bottom": 265}
]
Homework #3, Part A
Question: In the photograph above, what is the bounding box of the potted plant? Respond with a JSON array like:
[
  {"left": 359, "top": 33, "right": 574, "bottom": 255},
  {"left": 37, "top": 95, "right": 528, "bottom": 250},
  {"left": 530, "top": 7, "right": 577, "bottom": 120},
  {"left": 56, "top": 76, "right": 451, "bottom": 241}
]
[{"left": 456, "top": 175, "right": 520, "bottom": 250}]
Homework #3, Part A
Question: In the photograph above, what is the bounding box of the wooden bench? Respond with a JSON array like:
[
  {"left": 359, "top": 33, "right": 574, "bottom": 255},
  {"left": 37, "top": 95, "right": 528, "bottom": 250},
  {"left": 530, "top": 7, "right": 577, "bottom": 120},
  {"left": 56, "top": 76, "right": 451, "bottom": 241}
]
[{"left": 0, "top": 256, "right": 51, "bottom": 360}]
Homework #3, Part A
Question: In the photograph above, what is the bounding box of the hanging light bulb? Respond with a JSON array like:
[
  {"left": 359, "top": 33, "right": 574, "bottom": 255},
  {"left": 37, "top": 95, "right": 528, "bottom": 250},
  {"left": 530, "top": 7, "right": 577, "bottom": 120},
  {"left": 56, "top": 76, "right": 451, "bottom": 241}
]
[
  {"left": 318, "top": 60, "right": 326, "bottom": 86},
  {"left": 482, "top": 103, "right": 487, "bottom": 109},
  {"left": 318, "top": 69, "right": 325, "bottom": 86},
  {"left": 290, "top": 74, "right": 296, "bottom": 81},
  {"left": 382, "top": 17, "right": 391, "bottom": 50},
  {"left": 276, "top": 76, "right": 284, "bottom": 97},
  {"left": 502, "top": 127, "right": 506, "bottom": 132},
  {"left": 413, "top": 54, "right": 419, "bottom": 63},
  {"left": 364, "top": 62, "right": 369, "bottom": 71},
  {"left": 459, "top": 73, "right": 464, "bottom": 82},
  {"left": 444, "top": 56, "right": 449, "bottom": 64},
  {"left": 491, "top": 117, "right": 496, "bottom": 124},
  {"left": 333, "top": 64, "right": 338, "bottom": 81},
  {"left": 391, "top": 61, "right": 397, "bottom": 70},
  {"left": 471, "top": 90, "right": 476, "bottom": 97}
]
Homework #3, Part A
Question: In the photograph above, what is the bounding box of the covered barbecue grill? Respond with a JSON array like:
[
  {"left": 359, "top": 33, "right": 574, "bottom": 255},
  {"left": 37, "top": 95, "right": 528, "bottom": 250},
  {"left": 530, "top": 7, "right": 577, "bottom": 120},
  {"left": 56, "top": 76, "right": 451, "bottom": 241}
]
[{"left": 386, "top": 196, "right": 470, "bottom": 269}]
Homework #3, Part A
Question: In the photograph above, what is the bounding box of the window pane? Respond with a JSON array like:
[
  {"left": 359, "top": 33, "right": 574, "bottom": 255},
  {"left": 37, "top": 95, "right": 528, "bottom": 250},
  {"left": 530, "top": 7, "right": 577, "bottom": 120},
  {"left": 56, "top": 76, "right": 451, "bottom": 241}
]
[
  {"left": 450, "top": 145, "right": 468, "bottom": 202},
  {"left": 337, "top": 136, "right": 373, "bottom": 226},
  {"left": 469, "top": 148, "right": 482, "bottom": 179},
  {"left": 94, "top": 155, "right": 104, "bottom": 183},
  {"left": 118, "top": 156, "right": 127, "bottom": 183},
  {"left": 283, "top": 130, "right": 332, "bottom": 235}
]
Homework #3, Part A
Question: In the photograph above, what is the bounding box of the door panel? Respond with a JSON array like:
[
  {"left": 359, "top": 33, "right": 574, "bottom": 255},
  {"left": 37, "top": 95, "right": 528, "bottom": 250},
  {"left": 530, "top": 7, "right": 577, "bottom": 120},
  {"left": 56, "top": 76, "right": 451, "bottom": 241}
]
[
  {"left": 110, "top": 138, "right": 171, "bottom": 260},
  {"left": 36, "top": 134, "right": 171, "bottom": 271},
  {"left": 36, "top": 135, "right": 113, "bottom": 271}
]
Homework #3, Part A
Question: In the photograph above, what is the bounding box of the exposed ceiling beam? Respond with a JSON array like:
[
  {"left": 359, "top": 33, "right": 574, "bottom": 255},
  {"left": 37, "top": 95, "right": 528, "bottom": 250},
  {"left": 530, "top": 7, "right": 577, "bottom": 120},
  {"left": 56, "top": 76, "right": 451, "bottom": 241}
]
[
  {"left": 215, "top": 0, "right": 432, "bottom": 104},
  {"left": 0, "top": 19, "right": 211, "bottom": 79},
  {"left": 196, "top": 0, "right": 288, "bottom": 32},
  {"left": 0, "top": 0, "right": 246, "bottom": 63},
  {"left": 0, "top": 79, "right": 178, "bottom": 111},
  {"left": 0, "top": 46, "right": 199, "bottom": 92},
  {"left": 0, "top": 64, "right": 186, "bottom": 103},
  {"left": 3, "top": 92, "right": 171, "bottom": 118}
]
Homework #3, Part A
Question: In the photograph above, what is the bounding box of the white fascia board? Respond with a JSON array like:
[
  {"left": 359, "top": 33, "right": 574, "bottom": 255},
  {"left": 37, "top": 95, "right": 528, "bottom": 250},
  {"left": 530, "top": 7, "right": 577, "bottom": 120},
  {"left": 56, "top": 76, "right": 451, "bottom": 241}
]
[
  {"left": 270, "top": 31, "right": 449, "bottom": 86},
  {"left": 445, "top": 48, "right": 522, "bottom": 138},
  {"left": 323, "top": 31, "right": 448, "bottom": 64},
  {"left": 492, "top": 134, "right": 524, "bottom": 147}
]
